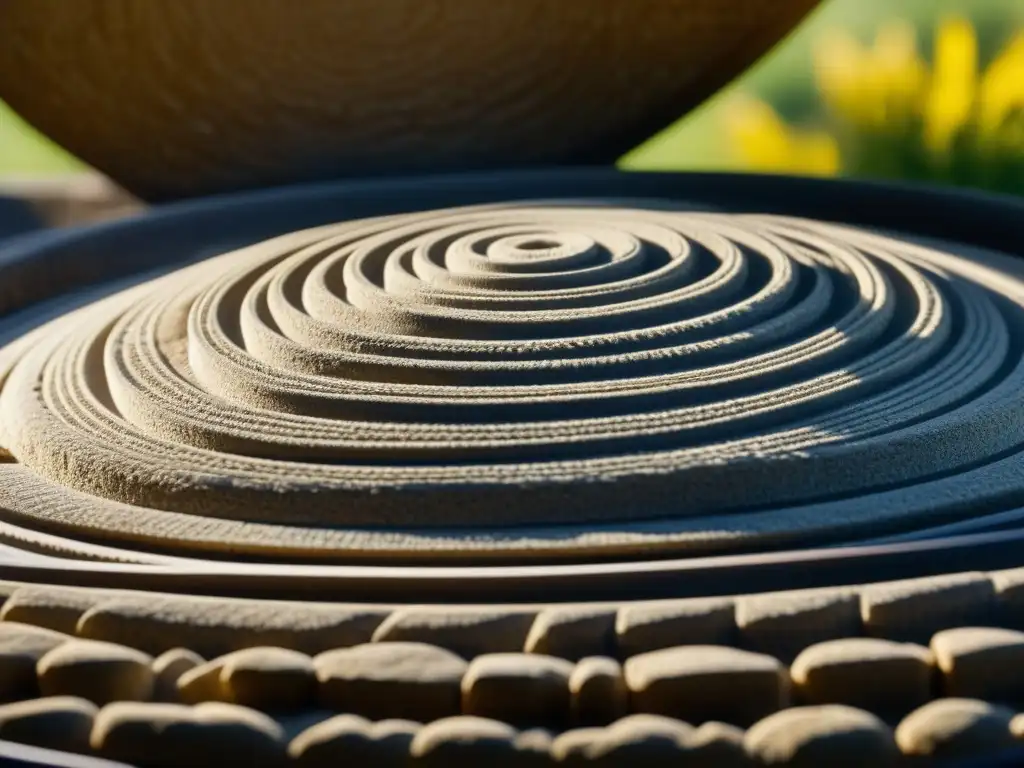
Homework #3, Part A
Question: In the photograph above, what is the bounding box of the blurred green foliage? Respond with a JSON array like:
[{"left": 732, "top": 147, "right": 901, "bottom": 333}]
[{"left": 624, "top": 0, "right": 1024, "bottom": 196}]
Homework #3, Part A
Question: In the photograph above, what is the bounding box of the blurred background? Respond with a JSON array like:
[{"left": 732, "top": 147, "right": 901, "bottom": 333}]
[
  {"left": 2, "top": 0, "right": 1023, "bottom": 197},
  {"left": 626, "top": 0, "right": 1024, "bottom": 196}
]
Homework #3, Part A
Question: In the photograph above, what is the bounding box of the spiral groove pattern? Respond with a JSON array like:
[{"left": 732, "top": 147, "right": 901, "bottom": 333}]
[
  {"left": 6, "top": 171, "right": 1024, "bottom": 766},
  {"left": 1, "top": 181, "right": 1024, "bottom": 583}
]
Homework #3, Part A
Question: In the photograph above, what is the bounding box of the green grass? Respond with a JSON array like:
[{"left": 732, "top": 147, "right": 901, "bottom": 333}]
[{"left": 2, "top": 0, "right": 1020, "bottom": 177}]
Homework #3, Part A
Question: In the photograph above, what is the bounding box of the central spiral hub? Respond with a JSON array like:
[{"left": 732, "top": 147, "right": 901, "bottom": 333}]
[{"left": 1, "top": 199, "right": 1023, "bottom": 565}]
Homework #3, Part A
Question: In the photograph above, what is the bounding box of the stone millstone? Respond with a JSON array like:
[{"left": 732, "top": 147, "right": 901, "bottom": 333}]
[{"left": 0, "top": 169, "right": 1023, "bottom": 761}]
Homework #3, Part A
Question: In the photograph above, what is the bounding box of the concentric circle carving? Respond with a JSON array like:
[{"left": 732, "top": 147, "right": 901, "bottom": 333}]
[
  {"left": 4, "top": 171, "right": 1024, "bottom": 765},
  {"left": 0, "top": 173, "right": 1019, "bottom": 602},
  {"left": 1, "top": 171, "right": 1024, "bottom": 600}
]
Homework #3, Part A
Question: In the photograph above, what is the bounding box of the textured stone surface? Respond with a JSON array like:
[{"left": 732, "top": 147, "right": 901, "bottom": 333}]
[
  {"left": 790, "top": 637, "right": 934, "bottom": 717},
  {"left": 744, "top": 705, "right": 900, "bottom": 767},
  {"left": 616, "top": 599, "right": 737, "bottom": 658},
  {"left": 78, "top": 596, "right": 387, "bottom": 657},
  {"left": 1, "top": 171, "right": 1024, "bottom": 762},
  {"left": 0, "top": 586, "right": 101, "bottom": 635},
  {"left": 736, "top": 588, "right": 861, "bottom": 663},
  {"left": 373, "top": 608, "right": 536, "bottom": 659},
  {"left": 861, "top": 573, "right": 996, "bottom": 644},
  {"left": 177, "top": 657, "right": 227, "bottom": 705},
  {"left": 687, "top": 721, "right": 753, "bottom": 766},
  {"left": 524, "top": 607, "right": 616, "bottom": 661},
  {"left": 0, "top": 695, "right": 97, "bottom": 754},
  {"left": 0, "top": 192, "right": 1020, "bottom": 570},
  {"left": 462, "top": 652, "right": 574, "bottom": 727},
  {"left": 221, "top": 646, "right": 316, "bottom": 712},
  {"left": 315, "top": 642, "right": 466, "bottom": 722},
  {"left": 931, "top": 626, "right": 1024, "bottom": 702},
  {"left": 896, "top": 698, "right": 1017, "bottom": 758},
  {"left": 991, "top": 568, "right": 1024, "bottom": 629},
  {"left": 569, "top": 656, "right": 628, "bottom": 726},
  {"left": 410, "top": 715, "right": 547, "bottom": 767},
  {"left": 289, "top": 713, "right": 418, "bottom": 768},
  {"left": 152, "top": 648, "right": 205, "bottom": 703},
  {"left": 551, "top": 714, "right": 694, "bottom": 764},
  {"left": 37, "top": 639, "right": 154, "bottom": 705},
  {"left": 549, "top": 726, "right": 604, "bottom": 764},
  {"left": 624, "top": 645, "right": 788, "bottom": 726},
  {"left": 92, "top": 700, "right": 287, "bottom": 767},
  {"left": 0, "top": 2, "right": 821, "bottom": 201},
  {"left": 0, "top": 622, "right": 69, "bottom": 701}
]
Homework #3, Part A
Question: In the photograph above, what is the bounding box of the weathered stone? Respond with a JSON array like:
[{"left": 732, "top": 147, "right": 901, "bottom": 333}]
[
  {"left": 931, "top": 626, "right": 1024, "bottom": 703},
  {"left": 861, "top": 573, "right": 996, "bottom": 644},
  {"left": 152, "top": 647, "right": 204, "bottom": 703},
  {"left": 736, "top": 588, "right": 860, "bottom": 663},
  {"left": 744, "top": 705, "right": 900, "bottom": 767},
  {"left": 616, "top": 599, "right": 736, "bottom": 657},
  {"left": 221, "top": 646, "right": 316, "bottom": 712},
  {"left": 689, "top": 721, "right": 753, "bottom": 767},
  {"left": 92, "top": 700, "right": 287, "bottom": 767},
  {"left": 315, "top": 642, "right": 466, "bottom": 722},
  {"left": 569, "top": 656, "right": 628, "bottom": 726},
  {"left": 177, "top": 657, "right": 227, "bottom": 705},
  {"left": 409, "top": 715, "right": 544, "bottom": 767},
  {"left": 78, "top": 595, "right": 387, "bottom": 656},
  {"left": 896, "top": 698, "right": 1016, "bottom": 758},
  {"left": 549, "top": 727, "right": 605, "bottom": 765},
  {"left": 0, "top": 696, "right": 97, "bottom": 754},
  {"left": 525, "top": 607, "right": 616, "bottom": 661},
  {"left": 551, "top": 716, "right": 752, "bottom": 766},
  {"left": 551, "top": 714, "right": 692, "bottom": 765},
  {"left": 790, "top": 637, "right": 934, "bottom": 718},
  {"left": 462, "top": 652, "right": 573, "bottom": 727},
  {"left": 37, "top": 639, "right": 154, "bottom": 705},
  {"left": 373, "top": 608, "right": 535, "bottom": 659},
  {"left": 0, "top": 586, "right": 101, "bottom": 635},
  {"left": 289, "top": 713, "right": 418, "bottom": 768},
  {"left": 0, "top": 622, "right": 68, "bottom": 701},
  {"left": 624, "top": 645, "right": 788, "bottom": 726},
  {"left": 515, "top": 728, "right": 553, "bottom": 762},
  {"left": 991, "top": 567, "right": 1024, "bottom": 629}
]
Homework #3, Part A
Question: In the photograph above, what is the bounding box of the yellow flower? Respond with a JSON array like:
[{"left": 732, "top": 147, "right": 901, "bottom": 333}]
[
  {"left": 813, "top": 20, "right": 929, "bottom": 132},
  {"left": 720, "top": 15, "right": 1024, "bottom": 186},
  {"left": 725, "top": 97, "right": 840, "bottom": 177},
  {"left": 923, "top": 17, "right": 977, "bottom": 155},
  {"left": 977, "top": 29, "right": 1024, "bottom": 147}
]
